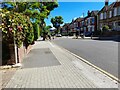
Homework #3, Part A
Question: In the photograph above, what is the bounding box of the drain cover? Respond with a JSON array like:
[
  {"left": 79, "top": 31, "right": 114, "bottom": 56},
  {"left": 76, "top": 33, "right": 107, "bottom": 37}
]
[{"left": 45, "top": 51, "right": 51, "bottom": 54}]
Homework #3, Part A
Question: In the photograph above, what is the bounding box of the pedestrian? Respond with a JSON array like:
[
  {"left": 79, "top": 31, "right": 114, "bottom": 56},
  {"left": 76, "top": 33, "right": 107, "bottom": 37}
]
[
  {"left": 45, "top": 32, "right": 48, "bottom": 40},
  {"left": 43, "top": 32, "right": 46, "bottom": 41},
  {"left": 48, "top": 33, "right": 51, "bottom": 40},
  {"left": 75, "top": 30, "right": 79, "bottom": 39},
  {"left": 52, "top": 33, "right": 55, "bottom": 39}
]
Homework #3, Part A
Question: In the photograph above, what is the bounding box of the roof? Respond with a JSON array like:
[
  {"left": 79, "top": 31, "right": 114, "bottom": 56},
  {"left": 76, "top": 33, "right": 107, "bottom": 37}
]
[
  {"left": 108, "top": 2, "right": 115, "bottom": 10},
  {"left": 98, "top": 2, "right": 116, "bottom": 14},
  {"left": 62, "top": 23, "right": 70, "bottom": 28},
  {"left": 75, "top": 18, "right": 84, "bottom": 22},
  {"left": 91, "top": 10, "right": 99, "bottom": 16},
  {"left": 113, "top": 1, "right": 120, "bottom": 7}
]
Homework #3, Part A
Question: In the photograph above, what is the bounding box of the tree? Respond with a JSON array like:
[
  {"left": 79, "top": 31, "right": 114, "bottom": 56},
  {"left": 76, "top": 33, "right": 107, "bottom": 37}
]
[
  {"left": 1, "top": 1, "right": 59, "bottom": 65},
  {"left": 51, "top": 16, "right": 64, "bottom": 34},
  {"left": 44, "top": 25, "right": 52, "bottom": 34},
  {"left": 1, "top": 2, "right": 58, "bottom": 46}
]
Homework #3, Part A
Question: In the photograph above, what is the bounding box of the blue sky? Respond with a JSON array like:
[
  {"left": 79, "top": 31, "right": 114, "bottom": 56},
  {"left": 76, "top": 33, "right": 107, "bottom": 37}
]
[{"left": 45, "top": 2, "right": 110, "bottom": 26}]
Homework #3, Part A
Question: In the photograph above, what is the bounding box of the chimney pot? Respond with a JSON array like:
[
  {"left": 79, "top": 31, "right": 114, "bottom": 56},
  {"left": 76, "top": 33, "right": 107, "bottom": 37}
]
[{"left": 105, "top": 0, "right": 109, "bottom": 6}]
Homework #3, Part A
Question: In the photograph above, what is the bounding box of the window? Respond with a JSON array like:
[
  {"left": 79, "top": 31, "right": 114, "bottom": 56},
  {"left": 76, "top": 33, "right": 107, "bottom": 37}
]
[
  {"left": 82, "top": 21, "right": 84, "bottom": 26},
  {"left": 88, "top": 27, "right": 90, "bottom": 31},
  {"left": 109, "top": 11, "right": 112, "bottom": 18},
  {"left": 118, "top": 6, "right": 120, "bottom": 15},
  {"left": 114, "top": 8, "right": 117, "bottom": 16},
  {"left": 100, "top": 23, "right": 103, "bottom": 30},
  {"left": 84, "top": 27, "right": 86, "bottom": 31},
  {"left": 88, "top": 18, "right": 90, "bottom": 25},
  {"left": 104, "top": 12, "right": 107, "bottom": 19},
  {"left": 113, "top": 22, "right": 116, "bottom": 27},
  {"left": 100, "top": 13, "right": 103, "bottom": 20},
  {"left": 92, "top": 26, "right": 94, "bottom": 32},
  {"left": 91, "top": 17, "right": 94, "bottom": 24}
]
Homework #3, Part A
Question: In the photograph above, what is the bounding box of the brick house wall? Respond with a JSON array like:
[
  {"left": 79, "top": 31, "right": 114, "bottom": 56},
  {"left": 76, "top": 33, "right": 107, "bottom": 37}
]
[{"left": 98, "top": 1, "right": 120, "bottom": 31}]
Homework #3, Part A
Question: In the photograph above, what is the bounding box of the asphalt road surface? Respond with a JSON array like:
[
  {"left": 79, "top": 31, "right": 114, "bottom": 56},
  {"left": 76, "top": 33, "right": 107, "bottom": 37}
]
[{"left": 53, "top": 37, "right": 118, "bottom": 78}]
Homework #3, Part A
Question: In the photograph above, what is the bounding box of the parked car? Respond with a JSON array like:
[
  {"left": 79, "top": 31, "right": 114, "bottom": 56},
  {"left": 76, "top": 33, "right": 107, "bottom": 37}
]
[
  {"left": 56, "top": 34, "right": 62, "bottom": 37},
  {"left": 85, "top": 32, "right": 93, "bottom": 37}
]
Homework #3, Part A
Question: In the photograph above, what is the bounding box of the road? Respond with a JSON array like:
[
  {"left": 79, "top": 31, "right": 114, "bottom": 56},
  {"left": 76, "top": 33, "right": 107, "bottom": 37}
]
[{"left": 53, "top": 37, "right": 118, "bottom": 78}]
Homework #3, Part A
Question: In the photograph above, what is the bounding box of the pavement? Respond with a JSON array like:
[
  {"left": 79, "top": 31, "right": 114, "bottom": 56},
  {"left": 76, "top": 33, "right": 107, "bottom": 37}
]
[
  {"left": 1, "top": 68, "right": 17, "bottom": 89},
  {"left": 2, "top": 38, "right": 119, "bottom": 89}
]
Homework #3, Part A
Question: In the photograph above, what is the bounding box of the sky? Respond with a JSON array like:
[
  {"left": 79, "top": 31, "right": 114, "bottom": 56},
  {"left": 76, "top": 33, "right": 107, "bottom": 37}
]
[{"left": 45, "top": 2, "right": 112, "bottom": 26}]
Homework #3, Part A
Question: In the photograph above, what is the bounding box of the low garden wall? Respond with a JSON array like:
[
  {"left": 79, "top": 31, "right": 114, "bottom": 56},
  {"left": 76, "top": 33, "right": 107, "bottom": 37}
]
[
  {"left": 18, "top": 43, "right": 33, "bottom": 63},
  {"left": 2, "top": 42, "right": 33, "bottom": 65}
]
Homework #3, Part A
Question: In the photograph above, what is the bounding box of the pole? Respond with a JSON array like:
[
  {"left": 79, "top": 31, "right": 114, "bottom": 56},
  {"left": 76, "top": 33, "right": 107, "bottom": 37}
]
[
  {"left": 13, "top": 0, "right": 18, "bottom": 64},
  {"left": 14, "top": 38, "right": 18, "bottom": 64},
  {"left": 14, "top": 31, "right": 18, "bottom": 64},
  {"left": 83, "top": 13, "right": 85, "bottom": 39}
]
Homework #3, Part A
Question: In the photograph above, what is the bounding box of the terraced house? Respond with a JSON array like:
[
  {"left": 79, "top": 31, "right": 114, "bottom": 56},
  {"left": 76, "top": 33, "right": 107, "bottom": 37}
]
[
  {"left": 61, "top": 23, "right": 70, "bottom": 35},
  {"left": 81, "top": 10, "right": 99, "bottom": 36},
  {"left": 98, "top": 0, "right": 120, "bottom": 31},
  {"left": 73, "top": 18, "right": 83, "bottom": 34}
]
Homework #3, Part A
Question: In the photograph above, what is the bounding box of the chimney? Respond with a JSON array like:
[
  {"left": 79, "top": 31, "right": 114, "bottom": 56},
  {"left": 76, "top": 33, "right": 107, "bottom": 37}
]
[
  {"left": 105, "top": 0, "right": 109, "bottom": 6},
  {"left": 87, "top": 10, "right": 91, "bottom": 16}
]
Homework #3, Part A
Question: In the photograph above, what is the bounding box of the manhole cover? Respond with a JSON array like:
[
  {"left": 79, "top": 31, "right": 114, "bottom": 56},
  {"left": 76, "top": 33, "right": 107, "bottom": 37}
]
[{"left": 45, "top": 51, "right": 51, "bottom": 54}]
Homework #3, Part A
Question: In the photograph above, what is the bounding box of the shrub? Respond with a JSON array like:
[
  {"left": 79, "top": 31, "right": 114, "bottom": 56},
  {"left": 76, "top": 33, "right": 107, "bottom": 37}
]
[
  {"left": 33, "top": 23, "right": 40, "bottom": 41},
  {"left": 102, "top": 25, "right": 110, "bottom": 32}
]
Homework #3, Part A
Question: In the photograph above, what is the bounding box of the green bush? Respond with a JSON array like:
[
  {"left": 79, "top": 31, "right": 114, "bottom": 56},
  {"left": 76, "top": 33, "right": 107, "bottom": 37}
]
[
  {"left": 102, "top": 25, "right": 110, "bottom": 32},
  {"left": 33, "top": 23, "right": 40, "bottom": 40},
  {"left": 26, "top": 23, "right": 34, "bottom": 44}
]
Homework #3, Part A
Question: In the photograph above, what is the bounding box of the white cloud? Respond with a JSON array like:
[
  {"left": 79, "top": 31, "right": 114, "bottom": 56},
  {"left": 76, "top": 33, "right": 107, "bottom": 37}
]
[
  {"left": 80, "top": 15, "right": 84, "bottom": 18},
  {"left": 74, "top": 17, "right": 77, "bottom": 20}
]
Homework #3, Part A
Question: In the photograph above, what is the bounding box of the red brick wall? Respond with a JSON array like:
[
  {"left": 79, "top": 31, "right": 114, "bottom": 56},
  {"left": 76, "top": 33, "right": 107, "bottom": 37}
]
[{"left": 18, "top": 43, "right": 25, "bottom": 63}]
